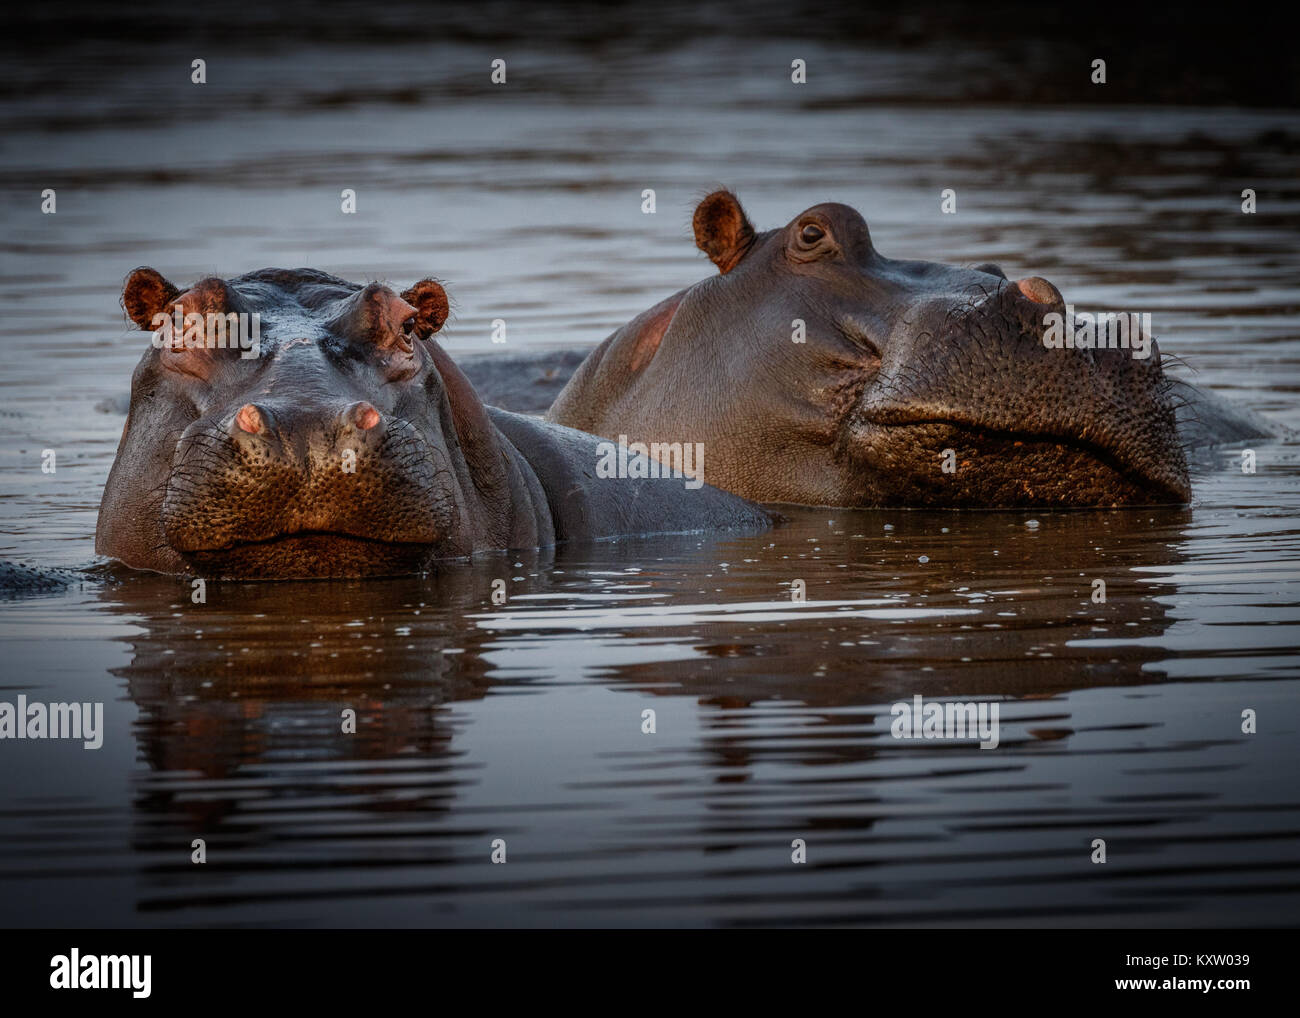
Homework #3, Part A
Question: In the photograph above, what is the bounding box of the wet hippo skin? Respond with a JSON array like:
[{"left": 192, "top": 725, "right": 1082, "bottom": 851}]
[
  {"left": 94, "top": 267, "right": 773, "bottom": 580},
  {"left": 537, "top": 190, "right": 1278, "bottom": 509}
]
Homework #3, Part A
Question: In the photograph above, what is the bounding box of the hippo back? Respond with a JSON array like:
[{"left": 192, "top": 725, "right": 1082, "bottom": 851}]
[{"left": 487, "top": 408, "right": 775, "bottom": 542}]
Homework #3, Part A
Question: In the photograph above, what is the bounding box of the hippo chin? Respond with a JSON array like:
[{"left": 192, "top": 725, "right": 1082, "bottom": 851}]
[
  {"left": 97, "top": 267, "right": 771, "bottom": 579},
  {"left": 548, "top": 190, "right": 1201, "bottom": 509}
]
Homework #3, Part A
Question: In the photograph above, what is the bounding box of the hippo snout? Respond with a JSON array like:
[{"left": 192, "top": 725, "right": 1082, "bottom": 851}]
[
  {"left": 160, "top": 398, "right": 455, "bottom": 573},
  {"left": 854, "top": 275, "right": 1191, "bottom": 506}
]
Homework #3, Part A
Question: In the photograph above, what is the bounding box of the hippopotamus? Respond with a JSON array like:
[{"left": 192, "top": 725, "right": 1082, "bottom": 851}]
[
  {"left": 96, "top": 267, "right": 771, "bottom": 579},
  {"left": 546, "top": 190, "right": 1276, "bottom": 508}
]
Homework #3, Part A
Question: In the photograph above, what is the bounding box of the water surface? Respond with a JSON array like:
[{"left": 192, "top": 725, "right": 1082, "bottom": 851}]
[{"left": 1, "top": 4, "right": 1298, "bottom": 927}]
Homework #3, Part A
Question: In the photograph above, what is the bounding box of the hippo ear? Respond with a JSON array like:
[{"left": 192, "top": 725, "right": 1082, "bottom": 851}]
[
  {"left": 122, "top": 267, "right": 181, "bottom": 329},
  {"left": 693, "top": 190, "right": 756, "bottom": 274},
  {"left": 400, "top": 279, "right": 450, "bottom": 339}
]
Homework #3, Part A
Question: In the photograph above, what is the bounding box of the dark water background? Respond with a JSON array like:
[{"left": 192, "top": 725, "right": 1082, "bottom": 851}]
[{"left": 1, "top": 2, "right": 1298, "bottom": 926}]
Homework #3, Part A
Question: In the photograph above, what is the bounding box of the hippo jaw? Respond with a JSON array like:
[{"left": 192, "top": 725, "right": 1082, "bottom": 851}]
[
  {"left": 842, "top": 284, "right": 1193, "bottom": 508},
  {"left": 157, "top": 411, "right": 459, "bottom": 579},
  {"left": 177, "top": 533, "right": 442, "bottom": 581},
  {"left": 157, "top": 427, "right": 458, "bottom": 580},
  {"left": 845, "top": 419, "right": 1191, "bottom": 508}
]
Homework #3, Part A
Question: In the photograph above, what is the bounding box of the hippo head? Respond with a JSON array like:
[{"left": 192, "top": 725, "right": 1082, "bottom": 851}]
[
  {"left": 98, "top": 268, "right": 537, "bottom": 578},
  {"left": 552, "top": 190, "right": 1191, "bottom": 508}
]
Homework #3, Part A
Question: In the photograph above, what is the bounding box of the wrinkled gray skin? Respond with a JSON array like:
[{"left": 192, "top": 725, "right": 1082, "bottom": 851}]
[
  {"left": 95, "top": 267, "right": 771, "bottom": 580},
  {"left": 543, "top": 191, "right": 1277, "bottom": 509}
]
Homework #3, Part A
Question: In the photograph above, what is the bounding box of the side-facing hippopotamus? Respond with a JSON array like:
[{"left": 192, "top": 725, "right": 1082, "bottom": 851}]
[
  {"left": 548, "top": 190, "right": 1274, "bottom": 508},
  {"left": 97, "top": 267, "right": 771, "bottom": 579}
]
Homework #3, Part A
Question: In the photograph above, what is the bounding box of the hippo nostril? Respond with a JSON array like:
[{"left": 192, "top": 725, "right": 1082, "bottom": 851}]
[
  {"left": 347, "top": 402, "right": 382, "bottom": 431},
  {"left": 234, "top": 403, "right": 267, "bottom": 434},
  {"left": 1016, "top": 276, "right": 1063, "bottom": 306}
]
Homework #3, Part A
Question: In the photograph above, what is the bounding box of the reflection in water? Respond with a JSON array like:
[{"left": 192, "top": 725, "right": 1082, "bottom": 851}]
[
  {"left": 1, "top": 510, "right": 1270, "bottom": 926},
  {"left": 102, "top": 564, "right": 513, "bottom": 916}
]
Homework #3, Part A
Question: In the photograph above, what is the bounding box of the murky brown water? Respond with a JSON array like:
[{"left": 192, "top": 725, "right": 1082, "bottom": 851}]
[{"left": 1, "top": 3, "right": 1298, "bottom": 927}]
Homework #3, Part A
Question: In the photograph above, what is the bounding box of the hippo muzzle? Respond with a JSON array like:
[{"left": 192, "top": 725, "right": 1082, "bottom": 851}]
[
  {"left": 161, "top": 397, "right": 456, "bottom": 579},
  {"left": 846, "top": 275, "right": 1191, "bottom": 507}
]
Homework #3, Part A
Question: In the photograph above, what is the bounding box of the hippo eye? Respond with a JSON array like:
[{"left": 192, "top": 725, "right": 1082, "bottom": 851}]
[{"left": 800, "top": 224, "right": 826, "bottom": 244}]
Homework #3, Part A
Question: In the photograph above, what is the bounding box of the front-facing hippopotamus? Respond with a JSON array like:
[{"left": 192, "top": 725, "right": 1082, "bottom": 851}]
[
  {"left": 97, "top": 267, "right": 771, "bottom": 579},
  {"left": 549, "top": 190, "right": 1198, "bottom": 508}
]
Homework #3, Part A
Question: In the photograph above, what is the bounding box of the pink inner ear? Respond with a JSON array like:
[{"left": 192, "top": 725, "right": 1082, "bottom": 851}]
[{"left": 626, "top": 294, "right": 683, "bottom": 372}]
